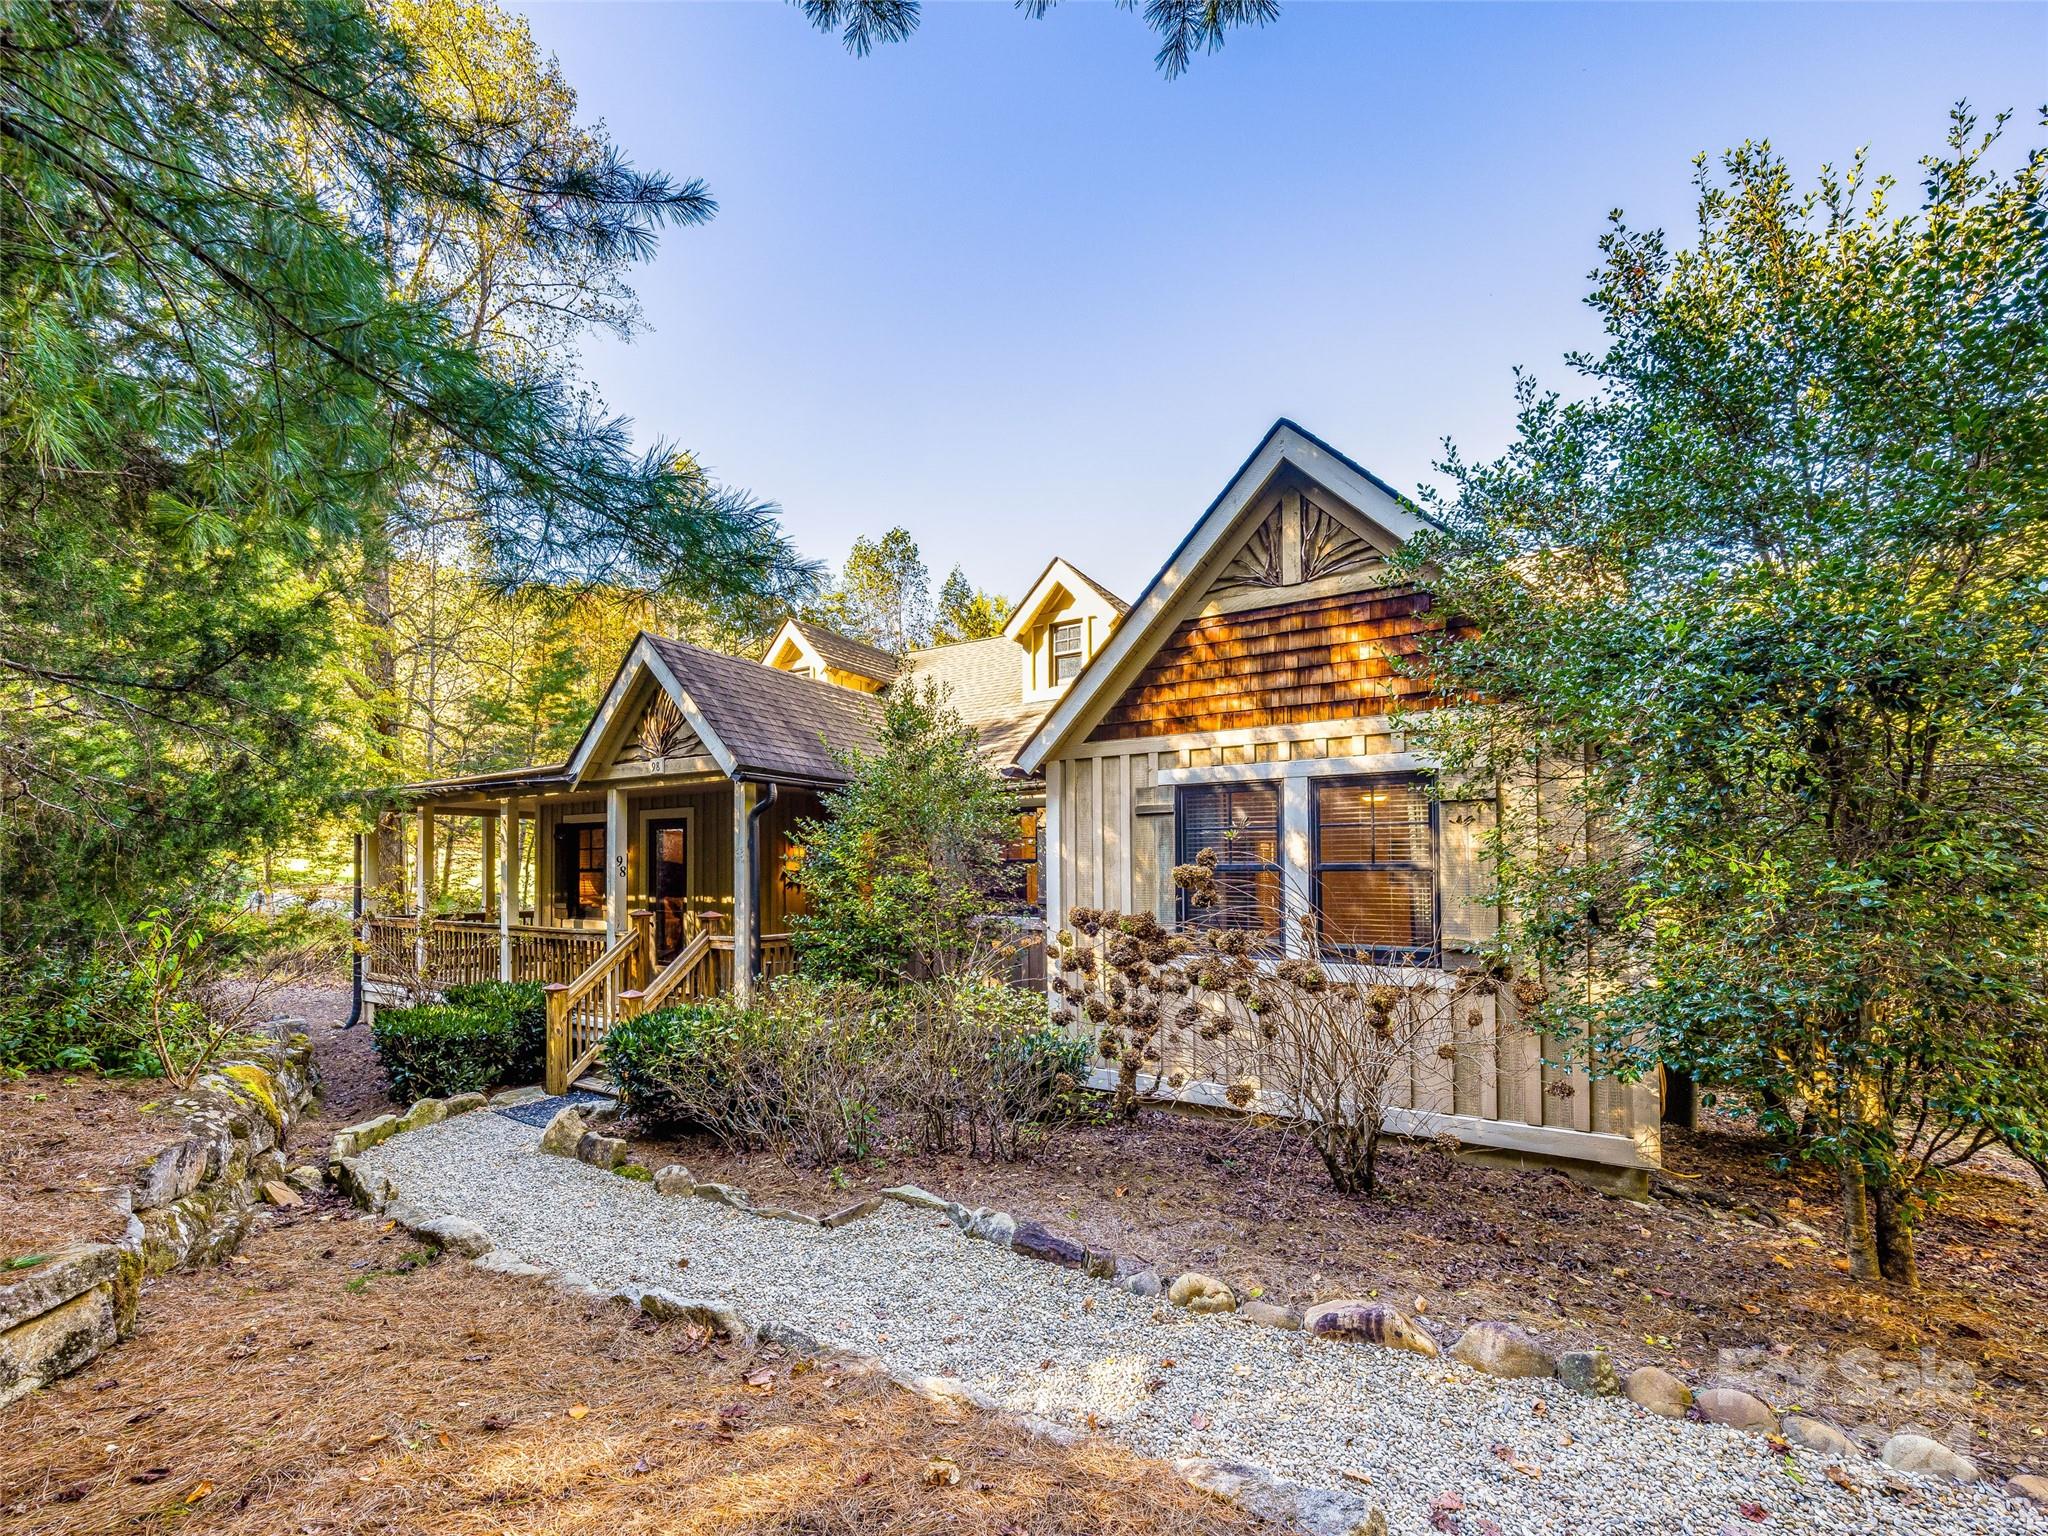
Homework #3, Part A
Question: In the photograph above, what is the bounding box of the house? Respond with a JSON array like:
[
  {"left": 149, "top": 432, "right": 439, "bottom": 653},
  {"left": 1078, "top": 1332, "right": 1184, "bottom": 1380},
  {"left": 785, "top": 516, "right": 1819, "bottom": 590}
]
[
  {"left": 1015, "top": 420, "right": 1662, "bottom": 1189},
  {"left": 361, "top": 420, "right": 1661, "bottom": 1187},
  {"left": 359, "top": 558, "right": 1125, "bottom": 1091}
]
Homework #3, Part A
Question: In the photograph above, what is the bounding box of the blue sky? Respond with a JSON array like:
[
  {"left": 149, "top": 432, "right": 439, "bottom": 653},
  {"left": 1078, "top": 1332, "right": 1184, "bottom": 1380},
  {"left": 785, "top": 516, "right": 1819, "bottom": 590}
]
[{"left": 513, "top": 1, "right": 2046, "bottom": 601}]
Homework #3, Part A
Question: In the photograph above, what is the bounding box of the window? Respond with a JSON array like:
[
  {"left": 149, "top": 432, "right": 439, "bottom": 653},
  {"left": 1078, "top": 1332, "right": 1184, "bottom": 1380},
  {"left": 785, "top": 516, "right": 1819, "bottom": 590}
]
[
  {"left": 995, "top": 810, "right": 1043, "bottom": 913},
  {"left": 1176, "top": 783, "right": 1282, "bottom": 943},
  {"left": 1050, "top": 621, "right": 1084, "bottom": 684},
  {"left": 1313, "top": 776, "right": 1435, "bottom": 960},
  {"left": 553, "top": 821, "right": 606, "bottom": 921}
]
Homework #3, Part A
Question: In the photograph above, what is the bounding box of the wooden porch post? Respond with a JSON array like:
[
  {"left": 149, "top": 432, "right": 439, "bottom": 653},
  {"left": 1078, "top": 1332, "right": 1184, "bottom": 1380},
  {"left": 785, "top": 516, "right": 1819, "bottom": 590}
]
[
  {"left": 732, "top": 780, "right": 759, "bottom": 1002},
  {"left": 481, "top": 811, "right": 497, "bottom": 917},
  {"left": 605, "top": 785, "right": 629, "bottom": 948},
  {"left": 413, "top": 805, "right": 433, "bottom": 979},
  {"left": 498, "top": 801, "right": 517, "bottom": 982}
]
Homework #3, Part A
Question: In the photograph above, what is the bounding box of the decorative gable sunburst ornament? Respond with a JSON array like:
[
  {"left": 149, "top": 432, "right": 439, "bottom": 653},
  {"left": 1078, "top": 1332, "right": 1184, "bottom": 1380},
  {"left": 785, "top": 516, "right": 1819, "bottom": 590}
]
[{"left": 637, "top": 694, "right": 692, "bottom": 762}]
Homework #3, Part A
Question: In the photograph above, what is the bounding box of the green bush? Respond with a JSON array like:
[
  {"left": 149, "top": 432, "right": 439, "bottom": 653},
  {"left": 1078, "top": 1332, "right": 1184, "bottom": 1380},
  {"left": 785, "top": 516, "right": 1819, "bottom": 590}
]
[
  {"left": 372, "top": 1002, "right": 530, "bottom": 1101},
  {"left": 441, "top": 981, "right": 547, "bottom": 1082},
  {"left": 603, "top": 1001, "right": 738, "bottom": 1130},
  {"left": 0, "top": 952, "right": 161, "bottom": 1077}
]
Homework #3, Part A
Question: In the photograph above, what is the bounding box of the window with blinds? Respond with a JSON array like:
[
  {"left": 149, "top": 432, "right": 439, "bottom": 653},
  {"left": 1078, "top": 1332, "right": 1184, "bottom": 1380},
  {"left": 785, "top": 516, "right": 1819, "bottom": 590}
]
[
  {"left": 1176, "top": 782, "right": 1282, "bottom": 943},
  {"left": 1312, "top": 775, "right": 1436, "bottom": 960}
]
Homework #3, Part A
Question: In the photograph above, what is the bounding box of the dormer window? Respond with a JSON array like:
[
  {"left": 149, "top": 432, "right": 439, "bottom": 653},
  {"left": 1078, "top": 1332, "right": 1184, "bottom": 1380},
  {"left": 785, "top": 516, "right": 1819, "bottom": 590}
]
[{"left": 1051, "top": 621, "right": 1084, "bottom": 684}]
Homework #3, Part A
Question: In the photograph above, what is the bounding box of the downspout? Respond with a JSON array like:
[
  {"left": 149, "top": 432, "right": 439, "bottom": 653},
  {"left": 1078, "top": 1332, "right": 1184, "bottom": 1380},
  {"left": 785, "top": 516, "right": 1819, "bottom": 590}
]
[
  {"left": 343, "top": 831, "right": 365, "bottom": 1029},
  {"left": 746, "top": 780, "right": 780, "bottom": 983}
]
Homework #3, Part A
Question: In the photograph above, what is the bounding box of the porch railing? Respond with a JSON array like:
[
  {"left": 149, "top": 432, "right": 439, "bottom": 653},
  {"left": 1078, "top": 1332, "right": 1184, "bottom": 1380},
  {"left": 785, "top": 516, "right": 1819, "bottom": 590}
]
[
  {"left": 362, "top": 916, "right": 608, "bottom": 991},
  {"left": 542, "top": 926, "right": 795, "bottom": 1094}
]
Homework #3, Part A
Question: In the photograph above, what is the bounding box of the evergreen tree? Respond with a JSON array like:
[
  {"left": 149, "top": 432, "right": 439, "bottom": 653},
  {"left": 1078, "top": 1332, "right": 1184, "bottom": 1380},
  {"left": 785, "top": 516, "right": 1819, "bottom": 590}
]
[
  {"left": 0, "top": 1, "right": 803, "bottom": 984},
  {"left": 933, "top": 566, "right": 1013, "bottom": 643}
]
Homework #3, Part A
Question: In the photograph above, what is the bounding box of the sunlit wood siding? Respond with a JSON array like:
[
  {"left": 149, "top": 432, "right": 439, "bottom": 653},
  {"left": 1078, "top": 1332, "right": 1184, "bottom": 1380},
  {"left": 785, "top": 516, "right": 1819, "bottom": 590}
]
[{"left": 1085, "top": 587, "right": 1459, "bottom": 743}]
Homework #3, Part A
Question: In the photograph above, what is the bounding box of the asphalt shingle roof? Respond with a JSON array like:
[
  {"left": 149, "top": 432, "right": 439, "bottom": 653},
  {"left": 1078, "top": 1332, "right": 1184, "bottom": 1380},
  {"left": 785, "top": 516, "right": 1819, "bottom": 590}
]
[
  {"left": 784, "top": 619, "right": 901, "bottom": 684},
  {"left": 648, "top": 635, "right": 885, "bottom": 784}
]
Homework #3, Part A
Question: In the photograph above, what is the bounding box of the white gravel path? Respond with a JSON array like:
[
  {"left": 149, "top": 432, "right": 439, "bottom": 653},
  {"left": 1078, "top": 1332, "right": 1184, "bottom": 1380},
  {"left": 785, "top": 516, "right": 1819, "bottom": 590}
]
[{"left": 357, "top": 1111, "right": 2040, "bottom": 1536}]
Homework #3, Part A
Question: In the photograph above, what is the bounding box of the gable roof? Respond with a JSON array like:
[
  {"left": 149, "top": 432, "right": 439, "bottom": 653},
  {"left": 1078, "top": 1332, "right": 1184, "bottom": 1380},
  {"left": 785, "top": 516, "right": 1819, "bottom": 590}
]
[
  {"left": 1000, "top": 557, "right": 1128, "bottom": 642},
  {"left": 763, "top": 616, "right": 902, "bottom": 684},
  {"left": 564, "top": 632, "right": 885, "bottom": 788},
  {"left": 648, "top": 635, "right": 885, "bottom": 783},
  {"left": 1014, "top": 420, "right": 1434, "bottom": 773}
]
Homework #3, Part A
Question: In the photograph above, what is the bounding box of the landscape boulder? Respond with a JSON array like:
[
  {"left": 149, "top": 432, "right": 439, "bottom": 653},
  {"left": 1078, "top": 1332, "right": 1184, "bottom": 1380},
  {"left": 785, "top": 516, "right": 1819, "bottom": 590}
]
[
  {"left": 1237, "top": 1299, "right": 1302, "bottom": 1330},
  {"left": 822, "top": 1196, "right": 883, "bottom": 1229},
  {"left": 1303, "top": 1301, "right": 1438, "bottom": 1358},
  {"left": 414, "top": 1216, "right": 492, "bottom": 1258},
  {"left": 1167, "top": 1272, "right": 1237, "bottom": 1314},
  {"left": 1119, "top": 1267, "right": 1163, "bottom": 1298},
  {"left": 1781, "top": 1415, "right": 1859, "bottom": 1458},
  {"left": 1694, "top": 1387, "right": 1778, "bottom": 1434},
  {"left": 652, "top": 1164, "right": 695, "bottom": 1195},
  {"left": 692, "top": 1182, "right": 751, "bottom": 1209},
  {"left": 1556, "top": 1348, "right": 1619, "bottom": 1396},
  {"left": 1013, "top": 1222, "right": 1089, "bottom": 1268},
  {"left": 1450, "top": 1321, "right": 1556, "bottom": 1379},
  {"left": 2004, "top": 1474, "right": 2048, "bottom": 1509},
  {"left": 574, "top": 1131, "right": 627, "bottom": 1170},
  {"left": 1624, "top": 1365, "right": 1692, "bottom": 1418},
  {"left": 1880, "top": 1434, "right": 1980, "bottom": 1482},
  {"left": 537, "top": 1106, "right": 586, "bottom": 1157}
]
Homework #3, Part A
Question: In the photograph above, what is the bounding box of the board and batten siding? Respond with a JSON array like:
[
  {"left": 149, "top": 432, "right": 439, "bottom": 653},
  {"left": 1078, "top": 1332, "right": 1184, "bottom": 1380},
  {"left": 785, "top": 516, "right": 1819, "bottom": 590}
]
[{"left": 1046, "top": 718, "right": 1662, "bottom": 1175}]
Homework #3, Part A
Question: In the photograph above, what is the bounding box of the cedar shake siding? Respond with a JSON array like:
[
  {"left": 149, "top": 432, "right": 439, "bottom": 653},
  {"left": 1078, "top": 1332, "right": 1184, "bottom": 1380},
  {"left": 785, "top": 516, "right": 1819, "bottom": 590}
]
[{"left": 1084, "top": 587, "right": 1456, "bottom": 742}]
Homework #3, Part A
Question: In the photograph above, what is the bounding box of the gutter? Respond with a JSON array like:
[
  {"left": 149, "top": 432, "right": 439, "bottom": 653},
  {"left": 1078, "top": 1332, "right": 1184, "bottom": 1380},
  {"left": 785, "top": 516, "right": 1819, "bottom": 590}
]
[
  {"left": 742, "top": 779, "right": 781, "bottom": 982},
  {"left": 343, "top": 832, "right": 365, "bottom": 1030}
]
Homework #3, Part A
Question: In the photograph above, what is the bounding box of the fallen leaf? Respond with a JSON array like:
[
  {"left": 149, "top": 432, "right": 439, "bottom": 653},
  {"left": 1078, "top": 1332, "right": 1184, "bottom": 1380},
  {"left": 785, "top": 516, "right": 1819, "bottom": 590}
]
[
  {"left": 566, "top": 1405, "right": 590, "bottom": 1420},
  {"left": 1531, "top": 1398, "right": 1549, "bottom": 1416},
  {"left": 1825, "top": 1465, "right": 1856, "bottom": 1492},
  {"left": 1340, "top": 1469, "right": 1373, "bottom": 1486},
  {"left": 185, "top": 1482, "right": 212, "bottom": 1505},
  {"left": 435, "top": 1431, "right": 451, "bottom": 1449},
  {"left": 1190, "top": 1411, "right": 1211, "bottom": 1431},
  {"left": 922, "top": 1456, "right": 961, "bottom": 1488},
  {"left": 1737, "top": 1499, "right": 1768, "bottom": 1521}
]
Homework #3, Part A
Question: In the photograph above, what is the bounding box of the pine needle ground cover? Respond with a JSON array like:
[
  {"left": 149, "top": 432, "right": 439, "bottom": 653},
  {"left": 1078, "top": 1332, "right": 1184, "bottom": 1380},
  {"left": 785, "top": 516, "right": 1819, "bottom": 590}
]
[{"left": 0, "top": 1188, "right": 1266, "bottom": 1536}]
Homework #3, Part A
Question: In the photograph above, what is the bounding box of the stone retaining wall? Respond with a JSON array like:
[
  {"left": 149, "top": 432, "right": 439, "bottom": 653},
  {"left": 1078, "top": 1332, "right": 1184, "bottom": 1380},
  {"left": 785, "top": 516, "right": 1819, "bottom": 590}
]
[{"left": 0, "top": 1030, "right": 319, "bottom": 1406}]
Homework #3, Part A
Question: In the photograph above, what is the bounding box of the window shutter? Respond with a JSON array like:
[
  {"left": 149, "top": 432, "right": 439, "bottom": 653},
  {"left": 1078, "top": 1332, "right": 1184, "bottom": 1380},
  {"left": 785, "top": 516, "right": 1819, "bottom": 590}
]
[{"left": 1438, "top": 795, "right": 1500, "bottom": 951}]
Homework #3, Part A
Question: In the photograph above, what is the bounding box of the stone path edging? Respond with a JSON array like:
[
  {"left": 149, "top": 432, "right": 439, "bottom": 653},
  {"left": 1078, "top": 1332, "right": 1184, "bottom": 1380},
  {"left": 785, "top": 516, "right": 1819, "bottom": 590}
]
[{"left": 340, "top": 1100, "right": 2047, "bottom": 1534}]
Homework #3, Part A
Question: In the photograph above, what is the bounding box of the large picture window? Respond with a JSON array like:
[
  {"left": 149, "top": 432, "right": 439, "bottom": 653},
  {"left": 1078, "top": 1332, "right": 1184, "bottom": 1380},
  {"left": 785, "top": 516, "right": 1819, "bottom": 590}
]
[
  {"left": 1176, "top": 782, "right": 1282, "bottom": 943},
  {"left": 1313, "top": 775, "right": 1435, "bottom": 960},
  {"left": 553, "top": 821, "right": 606, "bottom": 922}
]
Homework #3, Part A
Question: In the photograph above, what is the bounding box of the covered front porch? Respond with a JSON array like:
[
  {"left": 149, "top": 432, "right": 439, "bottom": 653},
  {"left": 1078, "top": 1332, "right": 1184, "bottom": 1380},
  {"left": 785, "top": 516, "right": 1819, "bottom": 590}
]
[{"left": 359, "top": 632, "right": 885, "bottom": 1091}]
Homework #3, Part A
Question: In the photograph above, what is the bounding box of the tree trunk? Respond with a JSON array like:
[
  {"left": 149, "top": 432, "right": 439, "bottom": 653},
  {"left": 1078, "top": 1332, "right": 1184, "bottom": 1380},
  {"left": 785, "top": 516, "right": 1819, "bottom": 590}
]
[
  {"left": 364, "top": 547, "right": 404, "bottom": 899},
  {"left": 1840, "top": 1156, "right": 1880, "bottom": 1282},
  {"left": 1871, "top": 1179, "right": 1920, "bottom": 1290}
]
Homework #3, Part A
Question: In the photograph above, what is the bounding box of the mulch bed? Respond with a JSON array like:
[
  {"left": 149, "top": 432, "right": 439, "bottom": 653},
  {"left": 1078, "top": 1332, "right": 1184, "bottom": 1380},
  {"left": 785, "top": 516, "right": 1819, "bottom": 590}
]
[
  {"left": 634, "top": 1110, "right": 2048, "bottom": 1478},
  {"left": 0, "top": 1189, "right": 1267, "bottom": 1536},
  {"left": 0, "top": 1075, "right": 179, "bottom": 1263}
]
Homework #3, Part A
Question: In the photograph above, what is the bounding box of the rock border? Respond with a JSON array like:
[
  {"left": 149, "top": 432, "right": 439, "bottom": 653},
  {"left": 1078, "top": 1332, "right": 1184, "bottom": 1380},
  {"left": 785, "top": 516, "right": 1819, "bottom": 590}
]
[
  {"left": 344, "top": 1106, "right": 2042, "bottom": 1510},
  {"left": 1, "top": 1028, "right": 319, "bottom": 1407}
]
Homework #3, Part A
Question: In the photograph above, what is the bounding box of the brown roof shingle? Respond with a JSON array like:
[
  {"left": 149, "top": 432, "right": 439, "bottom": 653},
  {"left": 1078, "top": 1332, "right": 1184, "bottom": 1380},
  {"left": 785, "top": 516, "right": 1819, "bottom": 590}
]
[
  {"left": 783, "top": 619, "right": 901, "bottom": 684},
  {"left": 648, "top": 635, "right": 885, "bottom": 783}
]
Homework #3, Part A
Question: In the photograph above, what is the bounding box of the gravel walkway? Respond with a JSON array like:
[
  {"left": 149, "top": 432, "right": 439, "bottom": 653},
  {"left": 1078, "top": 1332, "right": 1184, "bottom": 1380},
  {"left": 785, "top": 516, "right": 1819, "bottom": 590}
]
[{"left": 358, "top": 1112, "right": 2038, "bottom": 1536}]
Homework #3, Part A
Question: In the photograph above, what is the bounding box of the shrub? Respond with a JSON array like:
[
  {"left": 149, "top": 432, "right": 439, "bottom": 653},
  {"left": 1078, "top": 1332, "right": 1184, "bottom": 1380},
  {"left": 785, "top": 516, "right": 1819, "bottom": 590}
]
[
  {"left": 607, "top": 973, "right": 1089, "bottom": 1165},
  {"left": 441, "top": 981, "right": 547, "bottom": 1083},
  {"left": 372, "top": 1003, "right": 529, "bottom": 1101},
  {"left": 603, "top": 1002, "right": 737, "bottom": 1131}
]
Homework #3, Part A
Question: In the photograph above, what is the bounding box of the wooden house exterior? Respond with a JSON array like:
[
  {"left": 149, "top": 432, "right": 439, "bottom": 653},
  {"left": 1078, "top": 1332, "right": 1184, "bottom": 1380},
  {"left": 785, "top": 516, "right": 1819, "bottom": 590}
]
[{"left": 1017, "top": 421, "right": 1663, "bottom": 1190}]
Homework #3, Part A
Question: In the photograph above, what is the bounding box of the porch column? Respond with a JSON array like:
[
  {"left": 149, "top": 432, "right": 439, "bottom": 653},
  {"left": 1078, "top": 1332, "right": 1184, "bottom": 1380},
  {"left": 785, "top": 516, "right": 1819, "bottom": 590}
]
[
  {"left": 481, "top": 812, "right": 497, "bottom": 917},
  {"left": 1043, "top": 760, "right": 1063, "bottom": 935},
  {"left": 1280, "top": 773, "right": 1313, "bottom": 959},
  {"left": 498, "top": 801, "right": 517, "bottom": 981},
  {"left": 413, "top": 805, "right": 433, "bottom": 979},
  {"left": 605, "top": 785, "right": 629, "bottom": 947},
  {"left": 732, "top": 780, "right": 760, "bottom": 1002}
]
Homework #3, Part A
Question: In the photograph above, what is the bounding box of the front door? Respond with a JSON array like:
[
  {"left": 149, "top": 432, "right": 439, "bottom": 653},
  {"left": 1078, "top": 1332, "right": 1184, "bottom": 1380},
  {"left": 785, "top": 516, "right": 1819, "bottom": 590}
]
[{"left": 646, "top": 819, "right": 690, "bottom": 962}]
